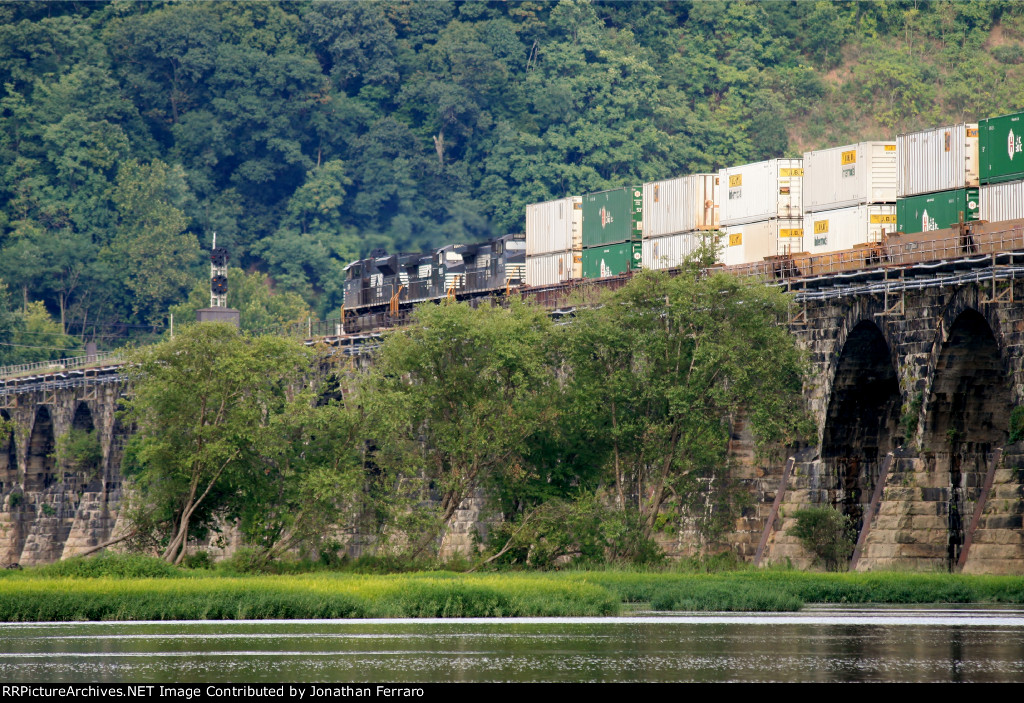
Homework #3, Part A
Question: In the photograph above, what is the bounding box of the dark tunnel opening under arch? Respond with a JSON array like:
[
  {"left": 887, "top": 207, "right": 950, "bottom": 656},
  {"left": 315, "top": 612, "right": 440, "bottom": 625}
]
[
  {"left": 821, "top": 320, "right": 902, "bottom": 543},
  {"left": 923, "top": 309, "right": 1010, "bottom": 569}
]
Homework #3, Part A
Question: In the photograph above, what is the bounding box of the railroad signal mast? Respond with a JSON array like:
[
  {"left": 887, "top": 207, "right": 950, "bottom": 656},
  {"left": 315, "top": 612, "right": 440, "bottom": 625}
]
[
  {"left": 210, "top": 232, "right": 229, "bottom": 308},
  {"left": 196, "top": 233, "right": 240, "bottom": 327}
]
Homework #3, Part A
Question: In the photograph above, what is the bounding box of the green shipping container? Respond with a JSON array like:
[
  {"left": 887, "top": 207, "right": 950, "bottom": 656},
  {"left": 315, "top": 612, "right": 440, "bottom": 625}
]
[
  {"left": 980, "top": 111, "right": 1024, "bottom": 184},
  {"left": 582, "top": 187, "right": 642, "bottom": 247},
  {"left": 582, "top": 242, "right": 641, "bottom": 279},
  {"left": 896, "top": 189, "right": 979, "bottom": 234}
]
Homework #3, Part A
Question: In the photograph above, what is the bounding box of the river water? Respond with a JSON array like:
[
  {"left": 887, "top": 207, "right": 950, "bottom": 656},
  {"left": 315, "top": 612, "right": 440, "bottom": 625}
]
[{"left": 2, "top": 605, "right": 1024, "bottom": 683}]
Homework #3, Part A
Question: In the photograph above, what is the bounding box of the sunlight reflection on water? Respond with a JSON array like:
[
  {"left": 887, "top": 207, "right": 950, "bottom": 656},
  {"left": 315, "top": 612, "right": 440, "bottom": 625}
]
[{"left": 3, "top": 605, "right": 1024, "bottom": 683}]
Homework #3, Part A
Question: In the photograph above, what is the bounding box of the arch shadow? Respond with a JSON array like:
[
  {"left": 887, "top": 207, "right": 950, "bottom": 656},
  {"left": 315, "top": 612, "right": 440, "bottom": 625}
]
[{"left": 821, "top": 320, "right": 902, "bottom": 537}]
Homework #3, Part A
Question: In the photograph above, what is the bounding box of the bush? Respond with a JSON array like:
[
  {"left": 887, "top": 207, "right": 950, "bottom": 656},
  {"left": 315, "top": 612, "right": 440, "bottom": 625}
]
[
  {"left": 182, "top": 551, "right": 213, "bottom": 570},
  {"left": 31, "top": 554, "right": 184, "bottom": 579},
  {"left": 788, "top": 507, "right": 856, "bottom": 571}
]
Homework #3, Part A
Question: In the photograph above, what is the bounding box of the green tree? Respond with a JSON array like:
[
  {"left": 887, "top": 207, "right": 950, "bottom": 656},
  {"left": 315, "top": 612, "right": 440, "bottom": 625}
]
[
  {"left": 363, "top": 300, "right": 554, "bottom": 558},
  {"left": 237, "top": 384, "right": 368, "bottom": 564},
  {"left": 561, "top": 268, "right": 813, "bottom": 544},
  {"left": 121, "top": 322, "right": 313, "bottom": 564},
  {"left": 105, "top": 158, "right": 200, "bottom": 324}
]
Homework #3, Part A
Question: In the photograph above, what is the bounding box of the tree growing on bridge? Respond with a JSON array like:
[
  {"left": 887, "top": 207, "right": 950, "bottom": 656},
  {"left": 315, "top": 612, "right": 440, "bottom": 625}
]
[
  {"left": 558, "top": 268, "right": 814, "bottom": 549},
  {"left": 362, "top": 299, "right": 555, "bottom": 559},
  {"left": 121, "top": 322, "right": 363, "bottom": 564}
]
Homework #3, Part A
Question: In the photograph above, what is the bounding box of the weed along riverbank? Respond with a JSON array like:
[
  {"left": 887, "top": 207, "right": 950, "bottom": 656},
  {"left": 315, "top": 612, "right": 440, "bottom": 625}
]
[{"left": 3, "top": 556, "right": 1024, "bottom": 621}]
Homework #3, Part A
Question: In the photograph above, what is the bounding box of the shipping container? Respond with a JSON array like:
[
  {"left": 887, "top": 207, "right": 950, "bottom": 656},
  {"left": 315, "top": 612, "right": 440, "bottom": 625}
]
[
  {"left": 896, "top": 189, "right": 979, "bottom": 234},
  {"left": 643, "top": 231, "right": 716, "bottom": 270},
  {"left": 897, "top": 124, "right": 979, "bottom": 197},
  {"left": 802, "top": 205, "right": 896, "bottom": 255},
  {"left": 803, "top": 141, "right": 897, "bottom": 212},
  {"left": 980, "top": 180, "right": 1024, "bottom": 223},
  {"left": 526, "top": 250, "right": 576, "bottom": 287},
  {"left": 980, "top": 111, "right": 1024, "bottom": 184},
  {"left": 525, "top": 196, "right": 582, "bottom": 256},
  {"left": 719, "top": 159, "right": 802, "bottom": 226},
  {"left": 582, "top": 187, "right": 642, "bottom": 247},
  {"left": 721, "top": 218, "right": 803, "bottom": 267},
  {"left": 582, "top": 241, "right": 641, "bottom": 279},
  {"left": 642, "top": 174, "right": 719, "bottom": 238}
]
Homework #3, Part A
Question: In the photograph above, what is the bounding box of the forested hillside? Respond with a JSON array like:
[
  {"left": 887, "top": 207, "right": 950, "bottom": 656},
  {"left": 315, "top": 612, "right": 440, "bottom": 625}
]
[{"left": 1, "top": 0, "right": 1023, "bottom": 360}]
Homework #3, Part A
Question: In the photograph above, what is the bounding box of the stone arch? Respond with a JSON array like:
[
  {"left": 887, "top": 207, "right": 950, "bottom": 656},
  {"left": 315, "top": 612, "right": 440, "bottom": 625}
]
[
  {"left": 821, "top": 319, "right": 902, "bottom": 536},
  {"left": 24, "top": 406, "right": 55, "bottom": 491},
  {"left": 106, "top": 398, "right": 131, "bottom": 487},
  {"left": 65, "top": 402, "right": 101, "bottom": 492},
  {"left": 0, "top": 410, "right": 15, "bottom": 493},
  {"left": 921, "top": 307, "right": 1010, "bottom": 569}
]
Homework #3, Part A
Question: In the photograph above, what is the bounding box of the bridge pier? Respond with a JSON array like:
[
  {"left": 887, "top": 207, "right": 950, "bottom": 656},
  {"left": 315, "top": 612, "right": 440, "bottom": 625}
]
[
  {"left": 0, "top": 383, "right": 125, "bottom": 566},
  {"left": 758, "top": 277, "right": 1024, "bottom": 572}
]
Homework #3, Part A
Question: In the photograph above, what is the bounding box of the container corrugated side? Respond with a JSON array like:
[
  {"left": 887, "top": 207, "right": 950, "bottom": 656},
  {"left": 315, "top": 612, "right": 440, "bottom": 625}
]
[
  {"left": 897, "top": 124, "right": 979, "bottom": 197},
  {"left": 803, "top": 205, "right": 896, "bottom": 254},
  {"left": 643, "top": 174, "right": 719, "bottom": 238},
  {"left": 719, "top": 159, "right": 802, "bottom": 226},
  {"left": 721, "top": 218, "right": 803, "bottom": 267},
  {"left": 526, "top": 251, "right": 574, "bottom": 287},
  {"left": 582, "top": 187, "right": 642, "bottom": 247},
  {"left": 896, "top": 189, "right": 979, "bottom": 234},
  {"left": 980, "top": 111, "right": 1024, "bottom": 184},
  {"left": 582, "top": 241, "right": 641, "bottom": 278},
  {"left": 804, "top": 142, "right": 897, "bottom": 212},
  {"left": 642, "top": 231, "right": 713, "bottom": 270},
  {"left": 526, "top": 196, "right": 582, "bottom": 256},
  {"left": 980, "top": 181, "right": 1024, "bottom": 223}
]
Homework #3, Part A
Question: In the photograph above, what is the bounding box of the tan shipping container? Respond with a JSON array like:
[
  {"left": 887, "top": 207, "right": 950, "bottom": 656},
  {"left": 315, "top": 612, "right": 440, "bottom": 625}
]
[
  {"left": 897, "top": 124, "right": 979, "bottom": 198},
  {"left": 642, "top": 231, "right": 711, "bottom": 270},
  {"left": 525, "top": 196, "right": 582, "bottom": 256},
  {"left": 719, "top": 159, "right": 803, "bottom": 226},
  {"left": 804, "top": 141, "right": 897, "bottom": 212},
  {"left": 721, "top": 218, "right": 803, "bottom": 267},
  {"left": 526, "top": 250, "right": 577, "bottom": 287},
  {"left": 980, "top": 181, "right": 1024, "bottom": 223},
  {"left": 642, "top": 174, "right": 719, "bottom": 238},
  {"left": 803, "top": 204, "right": 896, "bottom": 255}
]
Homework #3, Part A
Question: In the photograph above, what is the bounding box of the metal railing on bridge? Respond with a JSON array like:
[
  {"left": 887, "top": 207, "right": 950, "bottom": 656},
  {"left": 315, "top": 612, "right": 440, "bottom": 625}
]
[{"left": 0, "top": 350, "right": 123, "bottom": 381}]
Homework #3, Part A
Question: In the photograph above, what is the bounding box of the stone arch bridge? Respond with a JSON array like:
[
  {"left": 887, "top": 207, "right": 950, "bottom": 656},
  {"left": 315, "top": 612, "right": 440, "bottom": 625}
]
[{"left": 2, "top": 262, "right": 1024, "bottom": 571}]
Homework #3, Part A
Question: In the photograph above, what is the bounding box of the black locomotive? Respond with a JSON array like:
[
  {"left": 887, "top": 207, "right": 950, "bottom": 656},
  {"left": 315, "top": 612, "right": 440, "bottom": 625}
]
[{"left": 342, "top": 233, "right": 526, "bottom": 315}]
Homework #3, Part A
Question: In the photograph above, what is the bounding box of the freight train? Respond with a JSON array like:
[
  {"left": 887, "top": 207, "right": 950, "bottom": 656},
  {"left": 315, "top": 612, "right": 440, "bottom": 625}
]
[
  {"left": 342, "top": 109, "right": 1024, "bottom": 326},
  {"left": 342, "top": 232, "right": 525, "bottom": 317}
]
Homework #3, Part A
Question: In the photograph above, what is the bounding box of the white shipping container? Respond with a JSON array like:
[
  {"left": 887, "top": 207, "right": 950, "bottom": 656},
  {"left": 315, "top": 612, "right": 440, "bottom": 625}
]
[
  {"left": 804, "top": 141, "right": 897, "bottom": 212},
  {"left": 525, "top": 196, "right": 582, "bottom": 256},
  {"left": 526, "top": 250, "right": 576, "bottom": 287},
  {"left": 642, "top": 231, "right": 708, "bottom": 270},
  {"left": 898, "top": 124, "right": 979, "bottom": 198},
  {"left": 721, "top": 218, "right": 804, "bottom": 267},
  {"left": 719, "top": 159, "right": 803, "bottom": 226},
  {"left": 802, "top": 205, "right": 897, "bottom": 255},
  {"left": 643, "top": 174, "right": 719, "bottom": 238},
  {"left": 980, "top": 181, "right": 1024, "bottom": 223}
]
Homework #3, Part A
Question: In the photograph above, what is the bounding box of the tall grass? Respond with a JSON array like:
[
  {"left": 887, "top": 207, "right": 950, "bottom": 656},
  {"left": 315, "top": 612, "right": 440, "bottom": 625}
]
[
  {"left": 0, "top": 572, "right": 619, "bottom": 621},
  {"left": 2, "top": 564, "right": 1024, "bottom": 621}
]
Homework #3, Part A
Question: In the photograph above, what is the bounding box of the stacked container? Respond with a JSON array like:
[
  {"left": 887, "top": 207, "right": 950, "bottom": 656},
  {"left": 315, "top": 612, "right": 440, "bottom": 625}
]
[
  {"left": 803, "top": 206, "right": 896, "bottom": 254},
  {"left": 581, "top": 186, "right": 642, "bottom": 278},
  {"left": 719, "top": 158, "right": 803, "bottom": 266},
  {"left": 802, "top": 141, "right": 896, "bottom": 253},
  {"left": 642, "top": 174, "right": 719, "bottom": 270},
  {"left": 980, "top": 110, "right": 1024, "bottom": 224},
  {"left": 525, "top": 196, "right": 582, "bottom": 286},
  {"left": 896, "top": 124, "right": 980, "bottom": 234}
]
